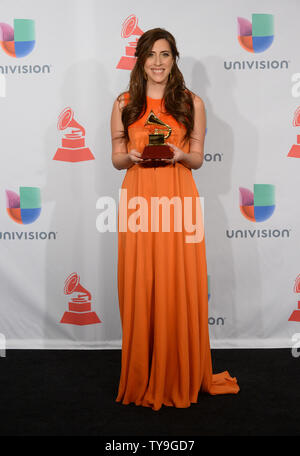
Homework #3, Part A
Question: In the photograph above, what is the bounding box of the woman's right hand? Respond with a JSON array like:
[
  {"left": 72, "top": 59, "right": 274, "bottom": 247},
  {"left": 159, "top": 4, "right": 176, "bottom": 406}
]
[
  {"left": 128, "top": 149, "right": 163, "bottom": 165},
  {"left": 128, "top": 149, "right": 145, "bottom": 164}
]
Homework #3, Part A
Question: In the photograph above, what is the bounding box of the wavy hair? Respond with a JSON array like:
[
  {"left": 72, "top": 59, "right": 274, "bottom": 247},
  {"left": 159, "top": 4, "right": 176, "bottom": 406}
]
[{"left": 118, "top": 28, "right": 194, "bottom": 143}]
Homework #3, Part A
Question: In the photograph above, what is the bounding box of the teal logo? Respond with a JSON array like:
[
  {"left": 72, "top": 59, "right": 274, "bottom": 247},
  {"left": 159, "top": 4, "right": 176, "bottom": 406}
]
[
  {"left": 238, "top": 14, "right": 274, "bottom": 53},
  {"left": 6, "top": 187, "right": 41, "bottom": 224},
  {"left": 0, "top": 19, "right": 35, "bottom": 58},
  {"left": 239, "top": 184, "right": 275, "bottom": 222}
]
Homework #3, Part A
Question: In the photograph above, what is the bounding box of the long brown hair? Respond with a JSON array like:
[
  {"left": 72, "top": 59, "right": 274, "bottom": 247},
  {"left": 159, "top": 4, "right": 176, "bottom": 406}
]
[{"left": 118, "top": 28, "right": 194, "bottom": 143}]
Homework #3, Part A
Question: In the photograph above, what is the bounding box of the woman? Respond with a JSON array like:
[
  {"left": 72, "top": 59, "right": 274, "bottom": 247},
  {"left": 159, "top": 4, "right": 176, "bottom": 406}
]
[{"left": 111, "top": 28, "right": 239, "bottom": 411}]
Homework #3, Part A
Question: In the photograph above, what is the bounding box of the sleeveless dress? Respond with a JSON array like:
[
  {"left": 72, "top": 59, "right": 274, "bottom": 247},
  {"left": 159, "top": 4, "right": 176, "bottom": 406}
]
[{"left": 115, "top": 94, "right": 239, "bottom": 411}]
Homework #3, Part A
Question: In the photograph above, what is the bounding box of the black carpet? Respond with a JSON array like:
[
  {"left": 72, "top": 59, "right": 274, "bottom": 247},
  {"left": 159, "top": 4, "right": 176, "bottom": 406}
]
[{"left": 0, "top": 349, "right": 299, "bottom": 436}]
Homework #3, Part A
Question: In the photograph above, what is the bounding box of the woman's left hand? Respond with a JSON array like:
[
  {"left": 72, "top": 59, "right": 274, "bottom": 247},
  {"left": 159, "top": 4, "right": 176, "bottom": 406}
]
[{"left": 161, "top": 143, "right": 185, "bottom": 165}]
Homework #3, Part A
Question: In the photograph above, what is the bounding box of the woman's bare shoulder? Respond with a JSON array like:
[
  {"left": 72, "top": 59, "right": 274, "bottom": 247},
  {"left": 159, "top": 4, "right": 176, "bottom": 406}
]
[
  {"left": 188, "top": 90, "right": 205, "bottom": 109},
  {"left": 116, "top": 91, "right": 129, "bottom": 110}
]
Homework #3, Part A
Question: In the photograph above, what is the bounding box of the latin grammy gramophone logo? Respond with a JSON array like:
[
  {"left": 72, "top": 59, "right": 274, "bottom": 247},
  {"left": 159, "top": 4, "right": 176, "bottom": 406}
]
[
  {"left": 116, "top": 14, "right": 143, "bottom": 70},
  {"left": 288, "top": 107, "right": 300, "bottom": 158},
  {"left": 60, "top": 273, "right": 101, "bottom": 326},
  {"left": 53, "top": 107, "right": 95, "bottom": 162},
  {"left": 288, "top": 275, "right": 300, "bottom": 322}
]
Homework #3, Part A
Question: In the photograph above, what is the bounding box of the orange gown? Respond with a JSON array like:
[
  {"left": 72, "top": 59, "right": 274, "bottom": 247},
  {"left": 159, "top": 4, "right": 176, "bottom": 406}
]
[{"left": 115, "top": 94, "right": 239, "bottom": 411}]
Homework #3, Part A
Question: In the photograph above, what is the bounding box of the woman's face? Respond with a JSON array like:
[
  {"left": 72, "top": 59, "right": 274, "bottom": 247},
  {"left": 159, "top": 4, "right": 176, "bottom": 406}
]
[{"left": 143, "top": 39, "right": 174, "bottom": 85}]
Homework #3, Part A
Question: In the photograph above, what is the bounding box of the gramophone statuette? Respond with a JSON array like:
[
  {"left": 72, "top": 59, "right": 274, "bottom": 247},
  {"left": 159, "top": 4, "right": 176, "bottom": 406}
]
[{"left": 141, "top": 110, "right": 174, "bottom": 164}]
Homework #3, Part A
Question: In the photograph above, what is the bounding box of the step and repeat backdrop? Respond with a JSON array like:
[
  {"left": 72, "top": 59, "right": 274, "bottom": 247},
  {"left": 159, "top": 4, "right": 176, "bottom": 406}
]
[{"left": 0, "top": 0, "right": 299, "bottom": 349}]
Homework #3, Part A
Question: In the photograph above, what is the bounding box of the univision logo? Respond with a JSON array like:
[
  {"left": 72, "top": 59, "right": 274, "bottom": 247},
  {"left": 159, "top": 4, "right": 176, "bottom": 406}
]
[
  {"left": 224, "top": 14, "right": 289, "bottom": 71},
  {"left": 0, "top": 19, "right": 52, "bottom": 75},
  {"left": 239, "top": 184, "right": 275, "bottom": 222},
  {"left": 0, "top": 19, "right": 35, "bottom": 58},
  {"left": 204, "top": 153, "right": 223, "bottom": 163},
  {"left": 226, "top": 184, "right": 291, "bottom": 239},
  {"left": 6, "top": 187, "right": 41, "bottom": 224},
  {"left": 2, "top": 186, "right": 57, "bottom": 240},
  {"left": 237, "top": 14, "right": 274, "bottom": 53}
]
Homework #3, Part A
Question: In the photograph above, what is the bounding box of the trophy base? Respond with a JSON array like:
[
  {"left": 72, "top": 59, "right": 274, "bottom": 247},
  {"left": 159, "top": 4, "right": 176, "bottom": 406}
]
[
  {"left": 140, "top": 160, "right": 170, "bottom": 168},
  {"left": 142, "top": 145, "right": 174, "bottom": 160},
  {"left": 53, "top": 147, "right": 95, "bottom": 162},
  {"left": 288, "top": 144, "right": 300, "bottom": 158},
  {"left": 60, "top": 311, "right": 101, "bottom": 326}
]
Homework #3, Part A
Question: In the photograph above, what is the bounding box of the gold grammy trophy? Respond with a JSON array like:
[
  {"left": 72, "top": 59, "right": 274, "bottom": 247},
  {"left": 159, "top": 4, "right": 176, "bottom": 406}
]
[{"left": 141, "top": 110, "right": 174, "bottom": 167}]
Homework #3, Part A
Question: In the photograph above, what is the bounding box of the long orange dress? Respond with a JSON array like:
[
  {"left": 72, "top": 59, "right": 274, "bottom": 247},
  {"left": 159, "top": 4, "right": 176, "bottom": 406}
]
[{"left": 115, "top": 94, "right": 239, "bottom": 411}]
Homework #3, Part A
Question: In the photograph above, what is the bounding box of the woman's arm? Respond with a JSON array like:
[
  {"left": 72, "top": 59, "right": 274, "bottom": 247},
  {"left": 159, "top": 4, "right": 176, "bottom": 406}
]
[
  {"left": 111, "top": 97, "right": 145, "bottom": 170},
  {"left": 111, "top": 97, "right": 134, "bottom": 170},
  {"left": 179, "top": 95, "right": 206, "bottom": 170}
]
